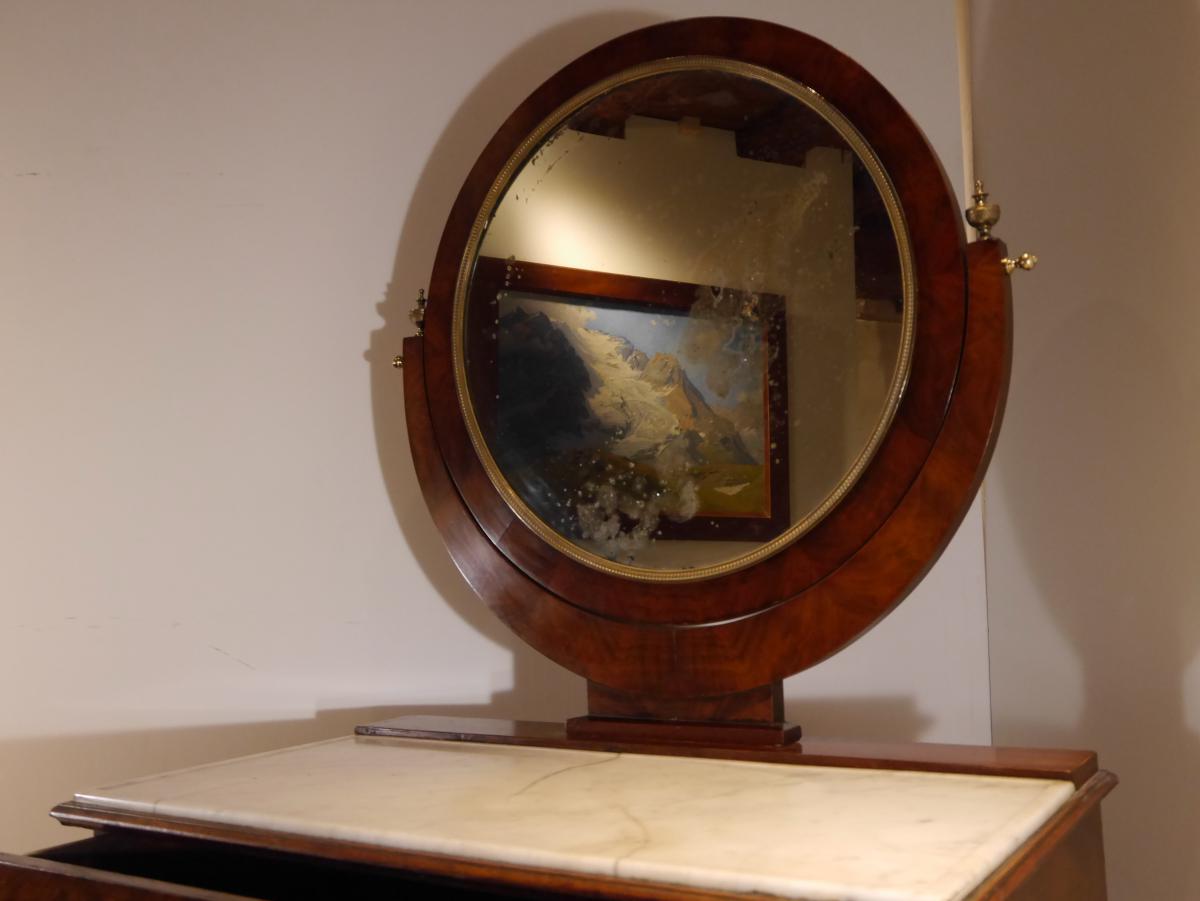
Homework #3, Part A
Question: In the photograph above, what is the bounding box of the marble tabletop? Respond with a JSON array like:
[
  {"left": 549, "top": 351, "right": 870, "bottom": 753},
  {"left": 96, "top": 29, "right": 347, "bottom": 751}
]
[{"left": 74, "top": 735, "right": 1073, "bottom": 901}]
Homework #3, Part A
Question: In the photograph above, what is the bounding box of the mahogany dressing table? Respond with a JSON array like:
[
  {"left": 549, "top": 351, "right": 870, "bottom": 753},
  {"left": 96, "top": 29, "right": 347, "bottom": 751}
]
[{"left": 2, "top": 18, "right": 1112, "bottom": 900}]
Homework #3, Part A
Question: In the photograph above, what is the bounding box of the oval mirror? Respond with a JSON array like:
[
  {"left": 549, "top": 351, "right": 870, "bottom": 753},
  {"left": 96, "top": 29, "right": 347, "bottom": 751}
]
[
  {"left": 455, "top": 61, "right": 914, "bottom": 580},
  {"left": 412, "top": 16, "right": 998, "bottom": 695}
]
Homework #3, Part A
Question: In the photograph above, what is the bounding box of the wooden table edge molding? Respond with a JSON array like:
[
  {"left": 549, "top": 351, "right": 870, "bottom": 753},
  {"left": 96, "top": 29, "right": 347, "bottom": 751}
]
[
  {"left": 43, "top": 803, "right": 804, "bottom": 901},
  {"left": 965, "top": 770, "right": 1117, "bottom": 900},
  {"left": 43, "top": 778, "right": 1116, "bottom": 901},
  {"left": 0, "top": 849, "right": 252, "bottom": 901}
]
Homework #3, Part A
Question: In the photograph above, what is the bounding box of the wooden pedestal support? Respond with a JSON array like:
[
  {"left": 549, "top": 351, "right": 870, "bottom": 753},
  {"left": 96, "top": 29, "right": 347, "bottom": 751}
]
[{"left": 568, "top": 681, "right": 801, "bottom": 747}]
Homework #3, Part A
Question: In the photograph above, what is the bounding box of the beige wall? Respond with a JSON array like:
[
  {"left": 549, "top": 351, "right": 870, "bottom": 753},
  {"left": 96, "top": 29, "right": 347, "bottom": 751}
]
[
  {"left": 971, "top": 1, "right": 1200, "bottom": 897},
  {"left": 0, "top": 0, "right": 981, "bottom": 854}
]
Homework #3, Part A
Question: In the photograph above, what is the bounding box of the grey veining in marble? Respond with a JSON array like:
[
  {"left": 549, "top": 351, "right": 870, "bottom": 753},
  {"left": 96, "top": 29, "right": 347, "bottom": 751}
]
[{"left": 75, "top": 736, "right": 1073, "bottom": 901}]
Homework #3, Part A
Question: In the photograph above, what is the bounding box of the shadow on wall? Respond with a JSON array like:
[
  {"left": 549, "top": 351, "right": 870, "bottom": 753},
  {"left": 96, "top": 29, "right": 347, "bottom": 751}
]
[
  {"left": 783, "top": 696, "right": 931, "bottom": 743},
  {"left": 973, "top": 1, "right": 1200, "bottom": 897},
  {"left": 365, "top": 9, "right": 938, "bottom": 749},
  {"left": 364, "top": 12, "right": 676, "bottom": 732}
]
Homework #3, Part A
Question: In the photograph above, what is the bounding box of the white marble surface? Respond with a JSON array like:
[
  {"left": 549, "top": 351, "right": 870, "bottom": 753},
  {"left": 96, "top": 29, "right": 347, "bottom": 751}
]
[{"left": 76, "top": 737, "right": 1073, "bottom": 900}]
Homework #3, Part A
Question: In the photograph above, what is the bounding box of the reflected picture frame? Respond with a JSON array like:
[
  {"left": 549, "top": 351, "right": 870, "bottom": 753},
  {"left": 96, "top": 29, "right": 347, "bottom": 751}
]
[{"left": 467, "top": 256, "right": 790, "bottom": 545}]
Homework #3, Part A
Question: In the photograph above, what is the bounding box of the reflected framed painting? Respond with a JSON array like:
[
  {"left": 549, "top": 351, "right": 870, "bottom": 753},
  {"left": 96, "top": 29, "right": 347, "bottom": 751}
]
[{"left": 467, "top": 257, "right": 789, "bottom": 554}]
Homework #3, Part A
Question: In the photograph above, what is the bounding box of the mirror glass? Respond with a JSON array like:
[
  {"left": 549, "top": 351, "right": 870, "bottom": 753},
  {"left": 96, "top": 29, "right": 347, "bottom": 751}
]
[{"left": 458, "top": 63, "right": 913, "bottom": 580}]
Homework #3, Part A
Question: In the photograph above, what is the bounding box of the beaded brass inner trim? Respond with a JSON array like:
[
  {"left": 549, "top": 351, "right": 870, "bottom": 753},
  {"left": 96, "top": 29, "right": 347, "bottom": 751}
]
[{"left": 451, "top": 57, "right": 916, "bottom": 583}]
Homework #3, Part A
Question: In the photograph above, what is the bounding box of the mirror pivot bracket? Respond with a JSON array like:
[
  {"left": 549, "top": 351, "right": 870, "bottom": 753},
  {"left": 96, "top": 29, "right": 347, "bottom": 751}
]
[{"left": 1002, "top": 252, "right": 1038, "bottom": 274}]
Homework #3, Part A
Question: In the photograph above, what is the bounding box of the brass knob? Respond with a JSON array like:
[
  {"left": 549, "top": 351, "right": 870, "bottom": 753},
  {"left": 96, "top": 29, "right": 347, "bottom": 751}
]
[
  {"left": 1001, "top": 252, "right": 1038, "bottom": 274},
  {"left": 392, "top": 354, "right": 405, "bottom": 369}
]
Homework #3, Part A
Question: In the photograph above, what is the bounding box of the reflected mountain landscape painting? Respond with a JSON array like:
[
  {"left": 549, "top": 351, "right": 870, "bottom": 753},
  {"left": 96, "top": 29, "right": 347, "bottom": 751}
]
[{"left": 492, "top": 289, "right": 788, "bottom": 558}]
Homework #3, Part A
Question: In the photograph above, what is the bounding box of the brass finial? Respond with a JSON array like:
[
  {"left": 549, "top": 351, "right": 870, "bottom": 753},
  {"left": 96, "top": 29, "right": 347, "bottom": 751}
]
[
  {"left": 965, "top": 179, "right": 1001, "bottom": 241},
  {"left": 409, "top": 288, "right": 428, "bottom": 337}
]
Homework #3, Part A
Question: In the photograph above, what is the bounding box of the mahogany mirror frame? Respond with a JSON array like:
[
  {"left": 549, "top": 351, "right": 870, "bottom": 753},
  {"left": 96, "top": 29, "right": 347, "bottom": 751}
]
[{"left": 403, "top": 17, "right": 1013, "bottom": 736}]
